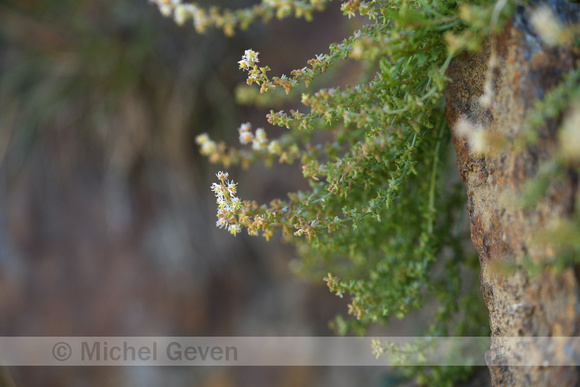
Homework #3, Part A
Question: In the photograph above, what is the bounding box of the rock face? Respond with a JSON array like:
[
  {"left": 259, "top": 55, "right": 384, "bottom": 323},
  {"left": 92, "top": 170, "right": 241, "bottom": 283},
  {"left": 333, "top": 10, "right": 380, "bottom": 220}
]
[{"left": 445, "top": 2, "right": 580, "bottom": 385}]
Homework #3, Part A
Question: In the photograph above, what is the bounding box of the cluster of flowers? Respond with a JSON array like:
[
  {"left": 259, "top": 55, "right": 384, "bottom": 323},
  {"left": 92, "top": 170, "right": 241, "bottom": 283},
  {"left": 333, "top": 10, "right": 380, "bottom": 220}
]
[
  {"left": 210, "top": 170, "right": 298, "bottom": 241},
  {"left": 195, "top": 133, "right": 217, "bottom": 158},
  {"left": 150, "top": 0, "right": 211, "bottom": 33},
  {"left": 211, "top": 171, "right": 243, "bottom": 235},
  {"left": 149, "top": 0, "right": 331, "bottom": 36},
  {"left": 210, "top": 169, "right": 335, "bottom": 241},
  {"left": 238, "top": 49, "right": 325, "bottom": 94},
  {"left": 194, "top": 122, "right": 287, "bottom": 169},
  {"left": 238, "top": 49, "right": 260, "bottom": 70},
  {"left": 238, "top": 122, "right": 282, "bottom": 154}
]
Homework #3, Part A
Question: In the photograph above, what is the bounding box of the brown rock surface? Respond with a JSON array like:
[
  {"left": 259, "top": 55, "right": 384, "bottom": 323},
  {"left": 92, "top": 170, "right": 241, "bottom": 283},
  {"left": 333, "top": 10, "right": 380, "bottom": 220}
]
[{"left": 445, "top": 4, "right": 580, "bottom": 386}]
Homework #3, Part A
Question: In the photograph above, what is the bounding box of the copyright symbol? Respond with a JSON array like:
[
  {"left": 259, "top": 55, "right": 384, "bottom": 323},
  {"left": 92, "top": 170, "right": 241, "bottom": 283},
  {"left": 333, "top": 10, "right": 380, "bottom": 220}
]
[{"left": 52, "top": 342, "right": 72, "bottom": 361}]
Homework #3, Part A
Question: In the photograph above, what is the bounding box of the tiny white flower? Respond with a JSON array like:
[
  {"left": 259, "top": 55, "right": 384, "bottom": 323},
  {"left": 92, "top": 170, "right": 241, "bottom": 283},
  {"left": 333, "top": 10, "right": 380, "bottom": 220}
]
[
  {"left": 239, "top": 49, "right": 259, "bottom": 69},
  {"left": 238, "top": 59, "right": 249, "bottom": 70},
  {"left": 268, "top": 140, "right": 281, "bottom": 154},
  {"left": 216, "top": 171, "right": 229, "bottom": 180},
  {"left": 227, "top": 182, "right": 237, "bottom": 197},
  {"left": 251, "top": 128, "right": 268, "bottom": 151},
  {"left": 230, "top": 196, "right": 241, "bottom": 209},
  {"left": 158, "top": 4, "right": 172, "bottom": 17},
  {"left": 252, "top": 139, "right": 266, "bottom": 151},
  {"left": 195, "top": 133, "right": 209, "bottom": 144},
  {"left": 211, "top": 183, "right": 226, "bottom": 197},
  {"left": 239, "top": 125, "right": 254, "bottom": 144},
  {"left": 228, "top": 224, "right": 242, "bottom": 235},
  {"left": 239, "top": 122, "right": 252, "bottom": 132},
  {"left": 199, "top": 140, "right": 216, "bottom": 155},
  {"left": 255, "top": 128, "right": 267, "bottom": 140},
  {"left": 174, "top": 5, "right": 190, "bottom": 25},
  {"left": 240, "top": 132, "right": 253, "bottom": 144},
  {"left": 216, "top": 217, "right": 228, "bottom": 229}
]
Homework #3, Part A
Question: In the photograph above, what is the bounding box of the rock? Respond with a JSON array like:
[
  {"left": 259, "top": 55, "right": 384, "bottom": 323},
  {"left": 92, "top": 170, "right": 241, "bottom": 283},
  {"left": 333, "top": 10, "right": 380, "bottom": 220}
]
[{"left": 445, "top": 1, "right": 580, "bottom": 385}]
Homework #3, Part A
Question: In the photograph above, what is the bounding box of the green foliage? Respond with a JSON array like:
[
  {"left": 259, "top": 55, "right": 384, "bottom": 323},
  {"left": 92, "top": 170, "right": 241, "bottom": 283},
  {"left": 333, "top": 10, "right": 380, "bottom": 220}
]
[
  {"left": 517, "top": 59, "right": 580, "bottom": 272},
  {"left": 151, "top": 0, "right": 514, "bottom": 382},
  {"left": 158, "top": 0, "right": 500, "bottom": 323},
  {"left": 526, "top": 61, "right": 580, "bottom": 146}
]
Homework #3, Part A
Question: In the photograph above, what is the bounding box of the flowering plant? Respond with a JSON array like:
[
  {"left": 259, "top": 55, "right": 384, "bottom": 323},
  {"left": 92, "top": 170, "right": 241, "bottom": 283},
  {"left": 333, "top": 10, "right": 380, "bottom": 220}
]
[
  {"left": 149, "top": 0, "right": 517, "bottom": 364},
  {"left": 149, "top": 0, "right": 520, "bottom": 383}
]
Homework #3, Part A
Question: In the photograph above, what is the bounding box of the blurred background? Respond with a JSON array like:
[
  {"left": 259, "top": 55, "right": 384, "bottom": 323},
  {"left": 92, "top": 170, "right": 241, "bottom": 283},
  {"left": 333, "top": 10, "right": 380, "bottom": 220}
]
[{"left": 0, "top": 0, "right": 401, "bottom": 385}]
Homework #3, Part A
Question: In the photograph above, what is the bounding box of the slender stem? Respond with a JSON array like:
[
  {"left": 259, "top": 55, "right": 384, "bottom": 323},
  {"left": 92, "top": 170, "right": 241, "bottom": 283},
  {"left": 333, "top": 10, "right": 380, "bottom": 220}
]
[{"left": 427, "top": 114, "right": 446, "bottom": 233}]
